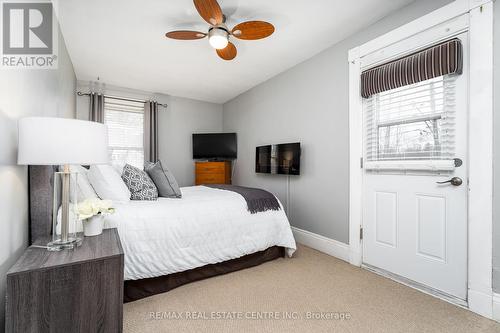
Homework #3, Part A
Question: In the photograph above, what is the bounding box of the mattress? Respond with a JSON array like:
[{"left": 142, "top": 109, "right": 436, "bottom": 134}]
[{"left": 61, "top": 185, "right": 296, "bottom": 280}]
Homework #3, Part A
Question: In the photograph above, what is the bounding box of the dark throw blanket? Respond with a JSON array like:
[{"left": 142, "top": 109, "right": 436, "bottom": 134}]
[{"left": 206, "top": 184, "right": 281, "bottom": 214}]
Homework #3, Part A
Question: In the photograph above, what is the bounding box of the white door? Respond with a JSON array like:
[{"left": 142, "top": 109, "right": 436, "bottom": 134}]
[{"left": 362, "top": 34, "right": 468, "bottom": 301}]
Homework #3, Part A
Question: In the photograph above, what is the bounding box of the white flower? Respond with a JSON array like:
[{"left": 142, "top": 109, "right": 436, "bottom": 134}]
[
  {"left": 77, "top": 198, "right": 115, "bottom": 220},
  {"left": 78, "top": 200, "right": 94, "bottom": 220}
]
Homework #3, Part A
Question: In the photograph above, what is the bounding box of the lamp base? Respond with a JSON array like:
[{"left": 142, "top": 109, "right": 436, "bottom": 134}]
[
  {"left": 47, "top": 236, "right": 82, "bottom": 251},
  {"left": 50, "top": 168, "right": 81, "bottom": 252}
]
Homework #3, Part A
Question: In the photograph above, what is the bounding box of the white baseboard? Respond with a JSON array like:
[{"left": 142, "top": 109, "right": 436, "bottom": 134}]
[
  {"left": 292, "top": 227, "right": 349, "bottom": 262},
  {"left": 493, "top": 293, "right": 500, "bottom": 322}
]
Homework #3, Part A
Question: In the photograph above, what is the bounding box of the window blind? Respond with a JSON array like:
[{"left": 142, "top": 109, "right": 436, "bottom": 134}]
[
  {"left": 104, "top": 97, "right": 145, "bottom": 168},
  {"left": 363, "top": 74, "right": 456, "bottom": 163}
]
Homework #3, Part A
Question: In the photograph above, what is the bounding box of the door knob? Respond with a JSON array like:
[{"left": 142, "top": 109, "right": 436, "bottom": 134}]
[{"left": 436, "top": 177, "right": 463, "bottom": 186}]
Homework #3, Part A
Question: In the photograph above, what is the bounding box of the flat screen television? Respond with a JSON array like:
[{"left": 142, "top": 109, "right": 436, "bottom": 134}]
[
  {"left": 255, "top": 142, "right": 301, "bottom": 175},
  {"left": 192, "top": 133, "right": 237, "bottom": 160}
]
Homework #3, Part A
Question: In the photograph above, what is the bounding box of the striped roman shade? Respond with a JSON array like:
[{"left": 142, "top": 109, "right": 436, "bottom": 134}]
[{"left": 361, "top": 38, "right": 462, "bottom": 98}]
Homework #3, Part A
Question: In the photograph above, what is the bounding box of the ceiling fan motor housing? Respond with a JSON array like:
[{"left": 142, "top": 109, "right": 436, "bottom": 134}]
[{"left": 208, "top": 25, "right": 229, "bottom": 37}]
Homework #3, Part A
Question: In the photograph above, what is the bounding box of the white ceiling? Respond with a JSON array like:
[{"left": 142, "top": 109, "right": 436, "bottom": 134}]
[{"left": 57, "top": 0, "right": 413, "bottom": 103}]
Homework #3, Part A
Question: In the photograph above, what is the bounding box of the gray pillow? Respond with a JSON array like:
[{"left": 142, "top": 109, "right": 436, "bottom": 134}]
[
  {"left": 121, "top": 164, "right": 158, "bottom": 201},
  {"left": 145, "top": 161, "right": 182, "bottom": 198}
]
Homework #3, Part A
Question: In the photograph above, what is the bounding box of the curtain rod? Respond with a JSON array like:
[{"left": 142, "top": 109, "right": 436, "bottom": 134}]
[{"left": 76, "top": 91, "right": 168, "bottom": 108}]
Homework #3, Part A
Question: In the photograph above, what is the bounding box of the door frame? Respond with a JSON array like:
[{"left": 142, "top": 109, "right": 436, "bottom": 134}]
[{"left": 348, "top": 0, "right": 494, "bottom": 318}]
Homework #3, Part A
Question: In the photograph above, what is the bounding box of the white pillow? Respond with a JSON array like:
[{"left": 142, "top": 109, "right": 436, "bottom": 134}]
[
  {"left": 87, "top": 164, "right": 131, "bottom": 202},
  {"left": 59, "top": 165, "right": 98, "bottom": 203},
  {"left": 111, "top": 161, "right": 126, "bottom": 175}
]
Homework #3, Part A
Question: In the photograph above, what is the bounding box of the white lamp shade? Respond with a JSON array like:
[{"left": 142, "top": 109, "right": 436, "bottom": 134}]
[{"left": 18, "top": 117, "right": 109, "bottom": 165}]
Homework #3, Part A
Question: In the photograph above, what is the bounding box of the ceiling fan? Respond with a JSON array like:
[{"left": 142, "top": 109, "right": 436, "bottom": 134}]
[{"left": 165, "top": 0, "right": 274, "bottom": 61}]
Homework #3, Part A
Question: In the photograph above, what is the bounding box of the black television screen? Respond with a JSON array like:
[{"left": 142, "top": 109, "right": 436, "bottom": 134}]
[
  {"left": 256, "top": 142, "right": 301, "bottom": 175},
  {"left": 192, "top": 133, "right": 237, "bottom": 159}
]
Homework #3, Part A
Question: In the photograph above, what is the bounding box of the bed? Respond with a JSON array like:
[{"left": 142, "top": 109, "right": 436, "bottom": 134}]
[{"left": 29, "top": 166, "right": 296, "bottom": 302}]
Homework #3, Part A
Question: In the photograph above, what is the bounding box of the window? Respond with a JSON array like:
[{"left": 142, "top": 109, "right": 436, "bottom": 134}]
[
  {"left": 363, "top": 75, "right": 456, "bottom": 162},
  {"left": 104, "top": 97, "right": 145, "bottom": 168}
]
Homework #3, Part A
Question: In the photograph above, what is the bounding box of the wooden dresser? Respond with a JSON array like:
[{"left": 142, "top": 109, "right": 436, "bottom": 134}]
[
  {"left": 195, "top": 161, "right": 232, "bottom": 185},
  {"left": 6, "top": 229, "right": 124, "bottom": 333}
]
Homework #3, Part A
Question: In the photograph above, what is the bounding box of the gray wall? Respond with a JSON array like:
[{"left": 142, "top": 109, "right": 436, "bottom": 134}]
[
  {"left": 223, "top": 0, "right": 451, "bottom": 243},
  {"left": 493, "top": 1, "right": 500, "bottom": 293},
  {"left": 158, "top": 96, "right": 223, "bottom": 186},
  {"left": 76, "top": 84, "right": 223, "bottom": 187},
  {"left": 0, "top": 30, "right": 77, "bottom": 329}
]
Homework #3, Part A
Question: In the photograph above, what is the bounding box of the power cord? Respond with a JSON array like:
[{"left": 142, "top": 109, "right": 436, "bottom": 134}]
[
  {"left": 231, "top": 159, "right": 237, "bottom": 180},
  {"left": 286, "top": 175, "right": 291, "bottom": 217},
  {"left": 30, "top": 245, "right": 49, "bottom": 249}
]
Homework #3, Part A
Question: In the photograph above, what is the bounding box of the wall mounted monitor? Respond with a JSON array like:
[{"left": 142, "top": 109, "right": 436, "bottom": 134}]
[{"left": 255, "top": 142, "right": 301, "bottom": 175}]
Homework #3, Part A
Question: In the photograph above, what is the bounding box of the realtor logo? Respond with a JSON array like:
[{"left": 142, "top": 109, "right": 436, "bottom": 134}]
[{"left": 1, "top": 1, "right": 58, "bottom": 69}]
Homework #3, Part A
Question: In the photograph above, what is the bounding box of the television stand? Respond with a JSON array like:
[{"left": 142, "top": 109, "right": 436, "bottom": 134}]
[{"left": 195, "top": 161, "right": 232, "bottom": 185}]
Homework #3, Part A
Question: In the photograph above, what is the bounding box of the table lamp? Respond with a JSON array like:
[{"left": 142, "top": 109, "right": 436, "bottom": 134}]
[{"left": 18, "top": 117, "right": 108, "bottom": 250}]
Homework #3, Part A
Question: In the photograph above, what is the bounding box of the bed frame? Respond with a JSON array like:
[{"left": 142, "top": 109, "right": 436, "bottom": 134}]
[{"left": 28, "top": 165, "right": 285, "bottom": 303}]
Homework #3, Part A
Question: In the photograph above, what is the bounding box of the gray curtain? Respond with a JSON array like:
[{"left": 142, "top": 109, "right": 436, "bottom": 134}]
[
  {"left": 89, "top": 92, "right": 105, "bottom": 123},
  {"left": 144, "top": 101, "right": 159, "bottom": 163}
]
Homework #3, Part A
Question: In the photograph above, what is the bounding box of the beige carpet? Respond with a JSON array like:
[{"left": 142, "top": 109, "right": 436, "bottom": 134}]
[{"left": 124, "top": 245, "right": 500, "bottom": 333}]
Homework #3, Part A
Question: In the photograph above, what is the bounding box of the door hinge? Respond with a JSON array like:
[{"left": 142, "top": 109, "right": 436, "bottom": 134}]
[
  {"left": 360, "top": 157, "right": 363, "bottom": 169},
  {"left": 360, "top": 226, "right": 363, "bottom": 240}
]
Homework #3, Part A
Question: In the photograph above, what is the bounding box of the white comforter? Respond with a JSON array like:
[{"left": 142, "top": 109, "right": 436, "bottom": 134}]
[{"left": 99, "top": 185, "right": 296, "bottom": 280}]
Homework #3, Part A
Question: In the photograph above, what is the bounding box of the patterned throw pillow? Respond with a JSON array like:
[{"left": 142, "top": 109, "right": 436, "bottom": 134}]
[{"left": 121, "top": 164, "right": 158, "bottom": 201}]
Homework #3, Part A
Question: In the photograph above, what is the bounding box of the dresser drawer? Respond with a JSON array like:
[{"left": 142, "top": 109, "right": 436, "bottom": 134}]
[
  {"left": 196, "top": 174, "right": 227, "bottom": 185},
  {"left": 196, "top": 163, "right": 226, "bottom": 174}
]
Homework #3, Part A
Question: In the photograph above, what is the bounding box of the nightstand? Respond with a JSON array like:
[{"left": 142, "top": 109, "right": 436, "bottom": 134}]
[{"left": 6, "top": 228, "right": 124, "bottom": 333}]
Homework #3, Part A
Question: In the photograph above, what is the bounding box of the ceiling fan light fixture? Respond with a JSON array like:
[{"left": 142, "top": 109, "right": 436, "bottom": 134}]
[
  {"left": 165, "top": 0, "right": 275, "bottom": 60},
  {"left": 208, "top": 27, "right": 229, "bottom": 49}
]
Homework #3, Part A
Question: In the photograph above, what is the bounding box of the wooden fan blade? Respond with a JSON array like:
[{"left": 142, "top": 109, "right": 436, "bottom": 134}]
[
  {"left": 165, "top": 30, "right": 207, "bottom": 40},
  {"left": 216, "top": 42, "right": 237, "bottom": 61},
  {"left": 231, "top": 21, "right": 274, "bottom": 40},
  {"left": 193, "top": 0, "right": 223, "bottom": 26}
]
